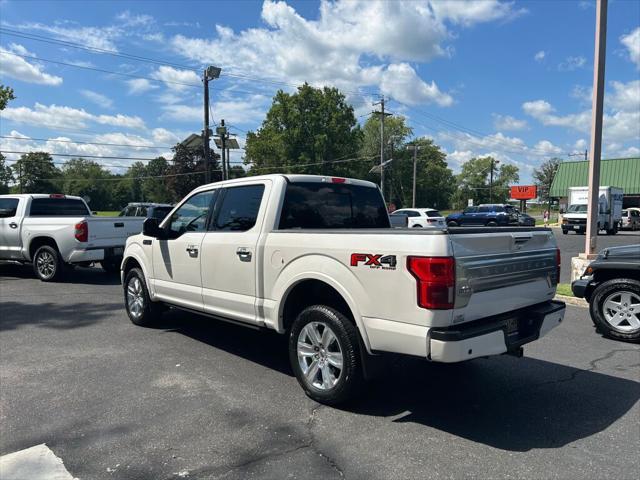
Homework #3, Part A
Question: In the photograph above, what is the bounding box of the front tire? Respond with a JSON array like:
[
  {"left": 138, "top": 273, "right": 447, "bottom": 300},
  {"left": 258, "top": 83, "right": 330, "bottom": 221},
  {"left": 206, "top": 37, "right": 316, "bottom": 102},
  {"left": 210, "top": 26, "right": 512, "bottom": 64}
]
[
  {"left": 486, "top": 220, "right": 498, "bottom": 227},
  {"left": 33, "top": 245, "right": 63, "bottom": 282},
  {"left": 124, "top": 268, "right": 163, "bottom": 327},
  {"left": 589, "top": 279, "right": 640, "bottom": 343},
  {"left": 289, "top": 305, "right": 363, "bottom": 405},
  {"left": 447, "top": 221, "right": 458, "bottom": 227}
]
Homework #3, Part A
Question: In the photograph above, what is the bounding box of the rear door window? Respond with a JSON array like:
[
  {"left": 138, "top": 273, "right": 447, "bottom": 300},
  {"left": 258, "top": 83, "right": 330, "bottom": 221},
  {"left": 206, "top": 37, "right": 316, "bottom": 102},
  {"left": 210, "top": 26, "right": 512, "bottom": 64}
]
[
  {"left": 215, "top": 185, "right": 265, "bottom": 232},
  {"left": 279, "top": 182, "right": 389, "bottom": 229},
  {"left": 425, "top": 210, "right": 441, "bottom": 217},
  {"left": 29, "top": 198, "right": 90, "bottom": 216},
  {"left": 0, "top": 198, "right": 19, "bottom": 218}
]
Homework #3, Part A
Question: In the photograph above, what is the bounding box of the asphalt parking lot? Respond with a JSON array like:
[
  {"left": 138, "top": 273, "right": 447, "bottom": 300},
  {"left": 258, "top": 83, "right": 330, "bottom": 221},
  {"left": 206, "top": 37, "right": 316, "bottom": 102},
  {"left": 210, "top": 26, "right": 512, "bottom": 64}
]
[
  {"left": 1, "top": 264, "right": 639, "bottom": 480},
  {"left": 552, "top": 228, "right": 639, "bottom": 283}
]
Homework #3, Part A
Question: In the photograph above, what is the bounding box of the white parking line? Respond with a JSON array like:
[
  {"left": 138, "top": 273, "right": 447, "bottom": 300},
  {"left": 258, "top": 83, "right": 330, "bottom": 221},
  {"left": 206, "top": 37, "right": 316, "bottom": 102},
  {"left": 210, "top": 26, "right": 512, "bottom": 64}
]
[{"left": 0, "top": 444, "right": 77, "bottom": 480}]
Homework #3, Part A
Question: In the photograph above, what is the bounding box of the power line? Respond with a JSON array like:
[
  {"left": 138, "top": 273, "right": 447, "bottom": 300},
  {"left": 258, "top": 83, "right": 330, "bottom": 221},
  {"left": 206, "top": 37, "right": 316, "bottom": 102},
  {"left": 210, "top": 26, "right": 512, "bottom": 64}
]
[
  {"left": 0, "top": 50, "right": 201, "bottom": 88},
  {"left": 0, "top": 150, "right": 162, "bottom": 161},
  {"left": 0, "top": 27, "right": 199, "bottom": 71},
  {"left": 0, "top": 135, "right": 173, "bottom": 149}
]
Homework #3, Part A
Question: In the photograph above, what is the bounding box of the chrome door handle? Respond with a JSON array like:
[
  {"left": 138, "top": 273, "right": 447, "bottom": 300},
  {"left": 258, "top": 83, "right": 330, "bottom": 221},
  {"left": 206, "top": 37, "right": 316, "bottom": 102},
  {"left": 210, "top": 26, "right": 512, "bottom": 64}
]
[
  {"left": 186, "top": 245, "right": 199, "bottom": 257},
  {"left": 236, "top": 247, "right": 252, "bottom": 261},
  {"left": 9, "top": 222, "right": 18, "bottom": 229}
]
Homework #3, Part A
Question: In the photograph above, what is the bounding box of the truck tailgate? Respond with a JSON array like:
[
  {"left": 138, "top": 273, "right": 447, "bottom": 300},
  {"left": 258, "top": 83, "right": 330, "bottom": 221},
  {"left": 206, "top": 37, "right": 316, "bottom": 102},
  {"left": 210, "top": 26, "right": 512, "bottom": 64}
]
[
  {"left": 86, "top": 217, "right": 145, "bottom": 247},
  {"left": 449, "top": 228, "right": 558, "bottom": 324}
]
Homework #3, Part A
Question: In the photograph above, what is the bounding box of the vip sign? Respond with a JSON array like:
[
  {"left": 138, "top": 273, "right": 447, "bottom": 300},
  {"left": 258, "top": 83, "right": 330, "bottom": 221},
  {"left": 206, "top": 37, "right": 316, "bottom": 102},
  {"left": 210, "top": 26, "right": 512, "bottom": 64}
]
[{"left": 510, "top": 185, "right": 537, "bottom": 200}]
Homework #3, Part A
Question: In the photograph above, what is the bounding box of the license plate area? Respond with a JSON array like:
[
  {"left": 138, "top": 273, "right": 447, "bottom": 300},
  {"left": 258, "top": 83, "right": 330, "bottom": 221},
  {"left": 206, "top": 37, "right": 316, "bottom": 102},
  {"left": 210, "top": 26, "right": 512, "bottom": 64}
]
[
  {"left": 113, "top": 247, "right": 123, "bottom": 256},
  {"left": 505, "top": 317, "right": 519, "bottom": 334}
]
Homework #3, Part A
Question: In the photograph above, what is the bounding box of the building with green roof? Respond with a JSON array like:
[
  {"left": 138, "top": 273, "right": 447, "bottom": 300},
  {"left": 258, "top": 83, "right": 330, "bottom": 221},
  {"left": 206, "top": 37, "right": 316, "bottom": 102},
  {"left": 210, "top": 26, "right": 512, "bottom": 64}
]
[{"left": 550, "top": 157, "right": 640, "bottom": 208}]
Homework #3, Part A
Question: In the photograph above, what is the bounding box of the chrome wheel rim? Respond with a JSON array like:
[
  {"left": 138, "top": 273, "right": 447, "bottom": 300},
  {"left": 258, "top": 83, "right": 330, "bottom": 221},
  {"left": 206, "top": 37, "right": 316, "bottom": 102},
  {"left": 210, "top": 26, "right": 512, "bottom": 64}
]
[
  {"left": 36, "top": 251, "right": 55, "bottom": 278},
  {"left": 127, "top": 277, "right": 145, "bottom": 319},
  {"left": 603, "top": 290, "right": 640, "bottom": 333},
  {"left": 297, "top": 321, "right": 343, "bottom": 390}
]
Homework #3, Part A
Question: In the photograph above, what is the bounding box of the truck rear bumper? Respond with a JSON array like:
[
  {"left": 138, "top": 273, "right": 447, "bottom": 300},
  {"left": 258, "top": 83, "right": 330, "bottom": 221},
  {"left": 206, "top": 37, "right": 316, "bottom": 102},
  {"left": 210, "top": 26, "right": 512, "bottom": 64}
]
[
  {"left": 363, "top": 301, "right": 565, "bottom": 360},
  {"left": 67, "top": 248, "right": 104, "bottom": 263},
  {"left": 429, "top": 301, "right": 565, "bottom": 363}
]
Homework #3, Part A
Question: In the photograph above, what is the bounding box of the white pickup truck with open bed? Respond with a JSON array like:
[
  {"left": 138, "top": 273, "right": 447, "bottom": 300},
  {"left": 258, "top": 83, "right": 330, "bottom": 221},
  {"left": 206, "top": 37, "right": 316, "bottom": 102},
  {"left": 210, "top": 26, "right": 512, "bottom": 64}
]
[
  {"left": 0, "top": 194, "right": 144, "bottom": 281},
  {"left": 121, "top": 174, "right": 565, "bottom": 404}
]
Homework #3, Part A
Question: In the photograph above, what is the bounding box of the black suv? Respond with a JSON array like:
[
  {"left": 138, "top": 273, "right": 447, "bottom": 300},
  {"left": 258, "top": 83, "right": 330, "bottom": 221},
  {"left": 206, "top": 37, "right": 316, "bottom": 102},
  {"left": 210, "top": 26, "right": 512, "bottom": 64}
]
[
  {"left": 446, "top": 204, "right": 519, "bottom": 227},
  {"left": 572, "top": 245, "right": 640, "bottom": 343}
]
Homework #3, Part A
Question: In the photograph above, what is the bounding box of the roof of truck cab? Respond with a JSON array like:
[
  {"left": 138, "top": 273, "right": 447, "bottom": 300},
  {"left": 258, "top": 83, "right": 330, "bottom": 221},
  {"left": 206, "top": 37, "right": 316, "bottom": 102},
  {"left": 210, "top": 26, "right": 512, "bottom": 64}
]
[
  {"left": 193, "top": 174, "right": 379, "bottom": 192},
  {"left": 0, "top": 194, "right": 84, "bottom": 200}
]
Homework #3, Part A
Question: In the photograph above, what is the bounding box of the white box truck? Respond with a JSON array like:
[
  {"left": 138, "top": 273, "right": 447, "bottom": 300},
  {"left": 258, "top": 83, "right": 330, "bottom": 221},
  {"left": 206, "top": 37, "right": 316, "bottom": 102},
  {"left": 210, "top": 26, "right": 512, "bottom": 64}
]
[{"left": 561, "top": 186, "right": 624, "bottom": 235}]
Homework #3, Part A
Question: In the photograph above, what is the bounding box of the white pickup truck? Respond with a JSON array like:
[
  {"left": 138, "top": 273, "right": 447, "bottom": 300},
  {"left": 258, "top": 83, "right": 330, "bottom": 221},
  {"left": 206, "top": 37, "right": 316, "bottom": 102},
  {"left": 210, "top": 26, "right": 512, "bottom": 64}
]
[
  {"left": 0, "top": 194, "right": 144, "bottom": 281},
  {"left": 121, "top": 175, "right": 565, "bottom": 404}
]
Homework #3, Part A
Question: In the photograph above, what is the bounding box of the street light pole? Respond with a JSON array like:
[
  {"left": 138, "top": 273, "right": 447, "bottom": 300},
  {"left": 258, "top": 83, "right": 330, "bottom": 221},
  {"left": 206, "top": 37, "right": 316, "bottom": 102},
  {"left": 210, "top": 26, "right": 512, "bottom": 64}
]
[
  {"left": 489, "top": 158, "right": 499, "bottom": 203},
  {"left": 202, "top": 66, "right": 221, "bottom": 184},
  {"left": 407, "top": 144, "right": 420, "bottom": 208},
  {"left": 585, "top": 0, "right": 608, "bottom": 257}
]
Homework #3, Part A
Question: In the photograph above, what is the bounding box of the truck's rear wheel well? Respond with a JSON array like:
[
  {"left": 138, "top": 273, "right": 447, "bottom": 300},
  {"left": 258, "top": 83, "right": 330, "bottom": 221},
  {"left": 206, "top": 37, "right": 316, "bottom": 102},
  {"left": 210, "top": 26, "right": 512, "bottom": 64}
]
[
  {"left": 122, "top": 257, "right": 141, "bottom": 277},
  {"left": 29, "top": 237, "right": 59, "bottom": 260},
  {"left": 282, "top": 280, "right": 354, "bottom": 332}
]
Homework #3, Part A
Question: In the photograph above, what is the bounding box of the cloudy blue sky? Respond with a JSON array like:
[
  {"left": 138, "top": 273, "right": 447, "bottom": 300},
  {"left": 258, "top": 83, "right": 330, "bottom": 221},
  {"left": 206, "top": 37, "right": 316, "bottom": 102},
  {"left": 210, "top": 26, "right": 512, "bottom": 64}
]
[{"left": 0, "top": 0, "right": 638, "bottom": 182}]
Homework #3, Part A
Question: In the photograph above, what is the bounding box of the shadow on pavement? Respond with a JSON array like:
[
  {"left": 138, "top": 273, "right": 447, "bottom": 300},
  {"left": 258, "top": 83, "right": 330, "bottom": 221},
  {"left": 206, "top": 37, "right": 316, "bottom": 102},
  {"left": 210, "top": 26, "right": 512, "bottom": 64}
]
[
  {"left": 0, "top": 301, "right": 120, "bottom": 331},
  {"left": 0, "top": 263, "right": 121, "bottom": 286},
  {"left": 343, "top": 354, "right": 640, "bottom": 452},
  {"left": 155, "top": 308, "right": 292, "bottom": 377}
]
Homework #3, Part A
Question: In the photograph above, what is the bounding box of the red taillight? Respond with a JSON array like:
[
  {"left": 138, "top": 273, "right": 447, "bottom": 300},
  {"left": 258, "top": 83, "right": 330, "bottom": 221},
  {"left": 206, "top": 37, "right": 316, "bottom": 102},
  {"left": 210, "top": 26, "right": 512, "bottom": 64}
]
[
  {"left": 407, "top": 256, "right": 455, "bottom": 309},
  {"left": 49, "top": 194, "right": 66, "bottom": 198},
  {"left": 556, "top": 247, "right": 561, "bottom": 284},
  {"left": 75, "top": 221, "right": 88, "bottom": 242},
  {"left": 331, "top": 177, "right": 346, "bottom": 183}
]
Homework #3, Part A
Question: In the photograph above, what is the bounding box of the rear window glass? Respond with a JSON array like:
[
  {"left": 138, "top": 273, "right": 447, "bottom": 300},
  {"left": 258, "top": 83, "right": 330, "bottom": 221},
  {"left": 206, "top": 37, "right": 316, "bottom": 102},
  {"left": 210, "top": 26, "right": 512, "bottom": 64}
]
[
  {"left": 425, "top": 210, "right": 441, "bottom": 217},
  {"left": 29, "top": 198, "right": 89, "bottom": 216},
  {"left": 279, "top": 182, "right": 389, "bottom": 229},
  {"left": 0, "top": 198, "right": 19, "bottom": 217}
]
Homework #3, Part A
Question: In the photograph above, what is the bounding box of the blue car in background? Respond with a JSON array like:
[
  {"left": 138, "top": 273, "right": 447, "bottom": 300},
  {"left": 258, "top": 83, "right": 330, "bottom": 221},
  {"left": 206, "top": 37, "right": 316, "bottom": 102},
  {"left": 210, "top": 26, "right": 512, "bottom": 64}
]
[{"left": 446, "top": 204, "right": 519, "bottom": 227}]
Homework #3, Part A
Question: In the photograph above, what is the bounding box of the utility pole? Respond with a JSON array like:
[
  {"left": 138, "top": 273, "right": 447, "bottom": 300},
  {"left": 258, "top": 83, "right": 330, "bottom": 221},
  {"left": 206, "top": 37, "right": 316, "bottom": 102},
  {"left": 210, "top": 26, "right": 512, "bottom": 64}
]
[
  {"left": 203, "top": 70, "right": 211, "bottom": 184},
  {"left": 202, "top": 66, "right": 221, "bottom": 184},
  {"left": 489, "top": 158, "right": 499, "bottom": 203},
  {"left": 220, "top": 119, "right": 227, "bottom": 181},
  {"left": 585, "top": 0, "right": 608, "bottom": 257},
  {"left": 568, "top": 150, "right": 588, "bottom": 161},
  {"left": 18, "top": 161, "right": 22, "bottom": 194},
  {"left": 372, "top": 96, "right": 391, "bottom": 198},
  {"left": 407, "top": 144, "right": 421, "bottom": 208}
]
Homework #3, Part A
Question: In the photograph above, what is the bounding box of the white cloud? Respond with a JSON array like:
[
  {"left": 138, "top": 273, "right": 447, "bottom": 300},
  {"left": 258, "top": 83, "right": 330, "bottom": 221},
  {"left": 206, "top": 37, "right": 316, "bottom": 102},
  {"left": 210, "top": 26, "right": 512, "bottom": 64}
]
[
  {"left": 534, "top": 50, "right": 545, "bottom": 62},
  {"left": 126, "top": 78, "right": 158, "bottom": 94},
  {"left": 573, "top": 138, "right": 587, "bottom": 151},
  {"left": 159, "top": 93, "right": 269, "bottom": 126},
  {"left": 2, "top": 103, "right": 145, "bottom": 130},
  {"left": 379, "top": 63, "right": 453, "bottom": 106},
  {"left": 0, "top": 44, "right": 63, "bottom": 85},
  {"left": 115, "top": 11, "right": 154, "bottom": 28},
  {"left": 608, "top": 80, "right": 640, "bottom": 112},
  {"left": 170, "top": 0, "right": 521, "bottom": 107},
  {"left": 150, "top": 66, "right": 200, "bottom": 91},
  {"left": 533, "top": 140, "right": 562, "bottom": 156},
  {"left": 80, "top": 89, "right": 113, "bottom": 109},
  {"left": 152, "top": 128, "right": 181, "bottom": 145},
  {"left": 159, "top": 104, "right": 201, "bottom": 123},
  {"left": 522, "top": 100, "right": 590, "bottom": 131},
  {"left": 620, "top": 27, "right": 640, "bottom": 69},
  {"left": 558, "top": 55, "right": 587, "bottom": 71},
  {"left": 447, "top": 150, "right": 474, "bottom": 170},
  {"left": 493, "top": 114, "right": 528, "bottom": 131}
]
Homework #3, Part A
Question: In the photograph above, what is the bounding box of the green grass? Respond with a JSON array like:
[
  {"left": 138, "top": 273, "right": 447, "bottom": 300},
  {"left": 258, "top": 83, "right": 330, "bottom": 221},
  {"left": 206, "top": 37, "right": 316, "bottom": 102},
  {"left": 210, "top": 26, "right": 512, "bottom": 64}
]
[
  {"left": 556, "top": 283, "right": 574, "bottom": 297},
  {"left": 94, "top": 211, "right": 120, "bottom": 217}
]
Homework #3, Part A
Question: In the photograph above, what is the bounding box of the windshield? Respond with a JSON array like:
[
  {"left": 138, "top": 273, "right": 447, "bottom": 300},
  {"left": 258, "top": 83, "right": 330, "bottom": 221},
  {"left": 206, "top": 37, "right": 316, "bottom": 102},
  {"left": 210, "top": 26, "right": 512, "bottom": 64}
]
[{"left": 567, "top": 204, "right": 588, "bottom": 213}]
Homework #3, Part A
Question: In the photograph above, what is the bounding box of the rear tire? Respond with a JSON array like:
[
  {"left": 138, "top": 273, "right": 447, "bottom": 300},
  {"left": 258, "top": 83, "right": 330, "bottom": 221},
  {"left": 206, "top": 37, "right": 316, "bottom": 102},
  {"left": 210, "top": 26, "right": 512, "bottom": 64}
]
[
  {"left": 447, "top": 221, "right": 458, "bottom": 227},
  {"left": 289, "top": 305, "right": 364, "bottom": 405},
  {"left": 32, "top": 245, "right": 63, "bottom": 282},
  {"left": 589, "top": 279, "right": 640, "bottom": 343},
  {"left": 486, "top": 220, "right": 498, "bottom": 227},
  {"left": 124, "top": 268, "right": 163, "bottom": 327}
]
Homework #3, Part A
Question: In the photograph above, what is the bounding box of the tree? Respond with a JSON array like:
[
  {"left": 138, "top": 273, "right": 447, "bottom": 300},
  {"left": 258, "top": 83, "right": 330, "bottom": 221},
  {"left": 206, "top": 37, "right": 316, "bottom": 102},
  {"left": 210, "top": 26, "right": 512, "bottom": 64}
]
[
  {"left": 58, "top": 158, "right": 114, "bottom": 210},
  {"left": 0, "top": 85, "right": 15, "bottom": 110},
  {"left": 244, "top": 83, "right": 362, "bottom": 176},
  {"left": 452, "top": 156, "right": 519, "bottom": 208},
  {"left": 533, "top": 157, "right": 561, "bottom": 203},
  {"left": 358, "top": 115, "right": 413, "bottom": 193},
  {"left": 166, "top": 144, "right": 220, "bottom": 200},
  {"left": 0, "top": 153, "right": 14, "bottom": 194},
  {"left": 142, "top": 157, "right": 172, "bottom": 203},
  {"left": 10, "top": 152, "right": 60, "bottom": 193},
  {"left": 402, "top": 138, "right": 455, "bottom": 209}
]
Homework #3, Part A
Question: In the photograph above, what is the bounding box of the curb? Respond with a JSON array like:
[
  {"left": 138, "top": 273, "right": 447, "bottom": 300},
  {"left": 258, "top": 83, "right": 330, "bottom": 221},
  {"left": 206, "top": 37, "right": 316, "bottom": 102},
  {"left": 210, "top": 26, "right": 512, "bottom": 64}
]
[{"left": 555, "top": 294, "right": 588, "bottom": 308}]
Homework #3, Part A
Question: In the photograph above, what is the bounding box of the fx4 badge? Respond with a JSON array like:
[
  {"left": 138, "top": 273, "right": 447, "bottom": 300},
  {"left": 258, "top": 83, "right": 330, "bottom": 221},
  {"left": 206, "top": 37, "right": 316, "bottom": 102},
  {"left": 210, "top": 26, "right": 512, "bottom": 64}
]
[{"left": 350, "top": 253, "right": 397, "bottom": 270}]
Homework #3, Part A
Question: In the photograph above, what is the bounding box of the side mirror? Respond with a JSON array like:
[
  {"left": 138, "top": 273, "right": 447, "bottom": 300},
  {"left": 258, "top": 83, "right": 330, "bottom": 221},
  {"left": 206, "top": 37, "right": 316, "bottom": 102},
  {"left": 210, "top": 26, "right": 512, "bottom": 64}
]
[{"left": 143, "top": 217, "right": 164, "bottom": 238}]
